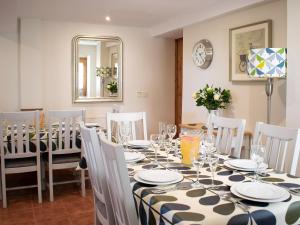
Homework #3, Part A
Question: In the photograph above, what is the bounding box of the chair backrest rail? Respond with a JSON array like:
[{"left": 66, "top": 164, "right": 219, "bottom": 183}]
[
  {"left": 208, "top": 115, "right": 246, "bottom": 158},
  {"left": 107, "top": 112, "right": 147, "bottom": 142},
  {"left": 253, "top": 122, "right": 300, "bottom": 175}
]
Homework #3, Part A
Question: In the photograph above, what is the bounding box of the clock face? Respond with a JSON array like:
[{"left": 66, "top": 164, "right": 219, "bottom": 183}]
[{"left": 192, "top": 39, "right": 213, "bottom": 69}]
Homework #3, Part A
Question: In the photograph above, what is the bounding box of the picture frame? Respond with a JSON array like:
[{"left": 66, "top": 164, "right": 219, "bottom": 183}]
[{"left": 229, "top": 20, "right": 272, "bottom": 81}]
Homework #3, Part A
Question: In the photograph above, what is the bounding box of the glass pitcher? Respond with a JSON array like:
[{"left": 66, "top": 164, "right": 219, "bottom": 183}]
[{"left": 180, "top": 129, "right": 203, "bottom": 165}]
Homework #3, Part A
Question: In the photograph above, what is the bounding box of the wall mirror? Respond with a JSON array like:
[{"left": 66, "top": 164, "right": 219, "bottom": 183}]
[{"left": 72, "top": 35, "right": 123, "bottom": 102}]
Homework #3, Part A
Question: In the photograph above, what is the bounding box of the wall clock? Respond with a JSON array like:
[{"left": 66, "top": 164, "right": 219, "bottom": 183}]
[{"left": 192, "top": 39, "right": 213, "bottom": 69}]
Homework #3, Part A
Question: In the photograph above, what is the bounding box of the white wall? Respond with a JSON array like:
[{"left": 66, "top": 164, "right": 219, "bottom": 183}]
[
  {"left": 286, "top": 0, "right": 300, "bottom": 128},
  {"left": 20, "top": 18, "right": 43, "bottom": 109},
  {"left": 182, "top": 0, "right": 287, "bottom": 131},
  {"left": 0, "top": 18, "right": 175, "bottom": 134}
]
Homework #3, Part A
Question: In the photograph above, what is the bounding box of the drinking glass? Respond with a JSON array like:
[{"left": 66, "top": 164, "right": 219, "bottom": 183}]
[
  {"left": 119, "top": 122, "right": 132, "bottom": 151},
  {"left": 164, "top": 141, "right": 173, "bottom": 168},
  {"left": 191, "top": 149, "right": 205, "bottom": 188},
  {"left": 167, "top": 124, "right": 177, "bottom": 140},
  {"left": 208, "top": 155, "right": 219, "bottom": 189},
  {"left": 150, "top": 134, "right": 160, "bottom": 165},
  {"left": 201, "top": 133, "right": 216, "bottom": 157},
  {"left": 250, "top": 145, "right": 266, "bottom": 181},
  {"left": 159, "top": 122, "right": 167, "bottom": 135}
]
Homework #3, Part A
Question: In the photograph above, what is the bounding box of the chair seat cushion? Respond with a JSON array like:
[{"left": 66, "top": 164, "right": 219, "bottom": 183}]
[
  {"left": 44, "top": 153, "right": 81, "bottom": 164},
  {"left": 5, "top": 157, "right": 36, "bottom": 168}
]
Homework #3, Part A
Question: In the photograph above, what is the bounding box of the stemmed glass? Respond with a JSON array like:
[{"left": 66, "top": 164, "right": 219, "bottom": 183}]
[
  {"left": 150, "top": 134, "right": 160, "bottom": 165},
  {"left": 250, "top": 145, "right": 266, "bottom": 181},
  {"left": 119, "top": 122, "right": 132, "bottom": 151},
  {"left": 167, "top": 124, "right": 177, "bottom": 141},
  {"left": 191, "top": 149, "right": 205, "bottom": 188},
  {"left": 201, "top": 133, "right": 216, "bottom": 157},
  {"left": 164, "top": 141, "right": 172, "bottom": 168},
  {"left": 159, "top": 122, "right": 167, "bottom": 136},
  {"left": 208, "top": 155, "right": 219, "bottom": 189}
]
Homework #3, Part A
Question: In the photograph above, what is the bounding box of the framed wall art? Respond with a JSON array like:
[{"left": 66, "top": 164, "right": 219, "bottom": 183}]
[{"left": 229, "top": 20, "right": 272, "bottom": 81}]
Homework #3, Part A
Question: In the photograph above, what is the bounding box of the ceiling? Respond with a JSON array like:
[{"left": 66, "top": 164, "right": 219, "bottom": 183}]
[{"left": 1, "top": 0, "right": 274, "bottom": 37}]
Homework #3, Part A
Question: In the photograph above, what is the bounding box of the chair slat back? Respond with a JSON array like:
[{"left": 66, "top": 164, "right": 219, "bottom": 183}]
[
  {"left": 106, "top": 112, "right": 147, "bottom": 142},
  {"left": 0, "top": 111, "right": 40, "bottom": 159},
  {"left": 99, "top": 136, "right": 139, "bottom": 225},
  {"left": 208, "top": 115, "right": 246, "bottom": 158},
  {"left": 47, "top": 110, "right": 85, "bottom": 155},
  {"left": 253, "top": 122, "right": 300, "bottom": 175},
  {"left": 80, "top": 125, "right": 114, "bottom": 225}
]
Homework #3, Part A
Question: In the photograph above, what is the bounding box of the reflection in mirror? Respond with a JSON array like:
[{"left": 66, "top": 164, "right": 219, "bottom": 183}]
[{"left": 73, "top": 36, "right": 122, "bottom": 102}]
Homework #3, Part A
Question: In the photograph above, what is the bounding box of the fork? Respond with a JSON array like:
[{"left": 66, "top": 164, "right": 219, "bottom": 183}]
[{"left": 218, "top": 192, "right": 250, "bottom": 212}]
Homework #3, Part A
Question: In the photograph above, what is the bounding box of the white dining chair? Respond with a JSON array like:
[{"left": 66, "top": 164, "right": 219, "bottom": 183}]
[
  {"left": 208, "top": 115, "right": 246, "bottom": 158},
  {"left": 46, "top": 110, "right": 86, "bottom": 202},
  {"left": 99, "top": 136, "right": 139, "bottom": 225},
  {"left": 106, "top": 112, "right": 147, "bottom": 142},
  {"left": 0, "top": 111, "right": 42, "bottom": 208},
  {"left": 253, "top": 122, "right": 300, "bottom": 176},
  {"left": 80, "top": 124, "right": 115, "bottom": 225}
]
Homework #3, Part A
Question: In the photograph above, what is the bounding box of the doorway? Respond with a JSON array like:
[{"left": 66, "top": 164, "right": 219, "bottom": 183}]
[{"left": 175, "top": 38, "right": 183, "bottom": 133}]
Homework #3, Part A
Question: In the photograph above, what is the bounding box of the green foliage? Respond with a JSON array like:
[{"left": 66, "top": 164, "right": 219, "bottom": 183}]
[
  {"left": 106, "top": 81, "right": 118, "bottom": 94},
  {"left": 193, "top": 84, "right": 231, "bottom": 111}
]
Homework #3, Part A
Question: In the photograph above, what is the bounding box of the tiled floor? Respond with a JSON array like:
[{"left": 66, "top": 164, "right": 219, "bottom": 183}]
[{"left": 0, "top": 172, "right": 94, "bottom": 225}]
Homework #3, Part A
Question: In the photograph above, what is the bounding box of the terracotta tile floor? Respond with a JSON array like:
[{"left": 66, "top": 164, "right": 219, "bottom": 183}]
[{"left": 0, "top": 172, "right": 94, "bottom": 225}]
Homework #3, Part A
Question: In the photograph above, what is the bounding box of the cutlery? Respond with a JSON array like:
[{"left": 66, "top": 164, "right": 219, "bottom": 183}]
[
  {"left": 275, "top": 184, "right": 300, "bottom": 196},
  {"left": 151, "top": 183, "right": 191, "bottom": 194},
  {"left": 218, "top": 192, "right": 250, "bottom": 212},
  {"left": 259, "top": 180, "right": 300, "bottom": 196},
  {"left": 151, "top": 185, "right": 177, "bottom": 194}
]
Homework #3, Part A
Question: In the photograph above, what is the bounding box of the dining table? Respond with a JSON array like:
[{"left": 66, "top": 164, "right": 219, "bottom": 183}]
[{"left": 127, "top": 144, "right": 300, "bottom": 225}]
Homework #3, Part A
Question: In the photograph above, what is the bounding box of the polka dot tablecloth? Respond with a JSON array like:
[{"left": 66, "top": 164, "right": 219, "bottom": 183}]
[{"left": 127, "top": 148, "right": 300, "bottom": 225}]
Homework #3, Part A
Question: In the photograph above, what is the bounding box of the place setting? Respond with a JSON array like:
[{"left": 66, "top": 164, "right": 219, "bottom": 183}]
[{"left": 221, "top": 145, "right": 293, "bottom": 203}]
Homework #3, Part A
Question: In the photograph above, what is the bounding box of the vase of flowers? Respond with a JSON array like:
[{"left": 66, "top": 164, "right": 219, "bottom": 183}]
[
  {"left": 96, "top": 66, "right": 112, "bottom": 78},
  {"left": 193, "top": 84, "right": 231, "bottom": 126},
  {"left": 96, "top": 66, "right": 112, "bottom": 96},
  {"left": 107, "top": 81, "right": 118, "bottom": 96}
]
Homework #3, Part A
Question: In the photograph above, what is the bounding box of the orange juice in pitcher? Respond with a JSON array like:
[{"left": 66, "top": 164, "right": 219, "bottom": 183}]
[{"left": 180, "top": 134, "right": 200, "bottom": 165}]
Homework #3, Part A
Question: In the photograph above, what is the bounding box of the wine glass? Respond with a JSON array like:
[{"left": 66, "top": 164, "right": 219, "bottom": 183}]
[
  {"left": 119, "top": 122, "right": 132, "bottom": 151},
  {"left": 208, "top": 155, "right": 219, "bottom": 189},
  {"left": 150, "top": 134, "right": 160, "bottom": 165},
  {"left": 250, "top": 145, "right": 266, "bottom": 181},
  {"left": 167, "top": 124, "right": 177, "bottom": 141},
  {"left": 159, "top": 122, "right": 167, "bottom": 142},
  {"left": 202, "top": 133, "right": 216, "bottom": 157},
  {"left": 159, "top": 122, "right": 167, "bottom": 134},
  {"left": 191, "top": 148, "right": 205, "bottom": 188},
  {"left": 164, "top": 141, "right": 173, "bottom": 168}
]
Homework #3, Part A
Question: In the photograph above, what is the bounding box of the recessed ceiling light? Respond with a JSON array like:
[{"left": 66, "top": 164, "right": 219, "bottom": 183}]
[{"left": 105, "top": 16, "right": 111, "bottom": 22}]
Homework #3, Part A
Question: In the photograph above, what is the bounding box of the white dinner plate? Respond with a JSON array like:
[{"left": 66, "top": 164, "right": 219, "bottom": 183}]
[
  {"left": 236, "top": 182, "right": 287, "bottom": 200},
  {"left": 227, "top": 159, "right": 257, "bottom": 169},
  {"left": 85, "top": 123, "right": 100, "bottom": 128},
  {"left": 224, "top": 160, "right": 267, "bottom": 172},
  {"left": 124, "top": 152, "right": 145, "bottom": 163},
  {"left": 231, "top": 182, "right": 290, "bottom": 203},
  {"left": 128, "top": 140, "right": 151, "bottom": 147},
  {"left": 137, "top": 170, "right": 182, "bottom": 183},
  {"left": 134, "top": 171, "right": 183, "bottom": 185}
]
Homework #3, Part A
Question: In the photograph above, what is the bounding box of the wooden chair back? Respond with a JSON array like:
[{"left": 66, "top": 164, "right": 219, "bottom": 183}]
[
  {"left": 80, "top": 125, "right": 115, "bottom": 225},
  {"left": 0, "top": 111, "right": 40, "bottom": 159},
  {"left": 47, "top": 110, "right": 85, "bottom": 155},
  {"left": 106, "top": 112, "right": 147, "bottom": 142},
  {"left": 208, "top": 115, "right": 246, "bottom": 158},
  {"left": 100, "top": 136, "right": 139, "bottom": 225},
  {"left": 253, "top": 122, "right": 300, "bottom": 175}
]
